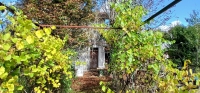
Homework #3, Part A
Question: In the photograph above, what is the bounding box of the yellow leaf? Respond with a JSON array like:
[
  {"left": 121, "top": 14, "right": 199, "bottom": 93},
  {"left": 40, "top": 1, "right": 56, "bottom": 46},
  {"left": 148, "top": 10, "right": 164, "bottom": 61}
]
[
  {"left": 189, "top": 69, "right": 193, "bottom": 75},
  {"left": 7, "top": 84, "right": 14, "bottom": 92},
  {"left": 0, "top": 66, "right": 5, "bottom": 75},
  {"left": 51, "top": 25, "right": 56, "bottom": 30},
  {"left": 35, "top": 30, "right": 44, "bottom": 38},
  {"left": 26, "top": 35, "right": 34, "bottom": 44},
  {"left": 44, "top": 28, "right": 51, "bottom": 35},
  {"left": 0, "top": 6, "right": 6, "bottom": 11},
  {"left": 0, "top": 72, "right": 8, "bottom": 79},
  {"left": 51, "top": 48, "right": 56, "bottom": 54},
  {"left": 47, "top": 54, "right": 53, "bottom": 59},
  {"left": 16, "top": 41, "right": 24, "bottom": 50}
]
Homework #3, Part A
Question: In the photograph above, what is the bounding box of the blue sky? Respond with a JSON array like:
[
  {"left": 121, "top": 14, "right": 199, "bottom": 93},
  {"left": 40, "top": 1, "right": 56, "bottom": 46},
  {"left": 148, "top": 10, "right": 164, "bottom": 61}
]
[
  {"left": 2, "top": 0, "right": 200, "bottom": 26},
  {"left": 163, "top": 0, "right": 200, "bottom": 26}
]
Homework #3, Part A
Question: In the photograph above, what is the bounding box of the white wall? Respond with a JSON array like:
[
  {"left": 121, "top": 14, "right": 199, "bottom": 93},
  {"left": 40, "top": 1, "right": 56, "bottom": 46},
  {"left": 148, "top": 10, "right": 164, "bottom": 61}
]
[
  {"left": 75, "top": 47, "right": 90, "bottom": 76},
  {"left": 75, "top": 46, "right": 106, "bottom": 76},
  {"left": 98, "top": 46, "right": 105, "bottom": 69}
]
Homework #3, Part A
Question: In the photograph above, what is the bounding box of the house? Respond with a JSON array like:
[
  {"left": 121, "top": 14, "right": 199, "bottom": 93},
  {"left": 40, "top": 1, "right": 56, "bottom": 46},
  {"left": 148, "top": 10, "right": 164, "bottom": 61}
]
[{"left": 75, "top": 12, "right": 110, "bottom": 77}]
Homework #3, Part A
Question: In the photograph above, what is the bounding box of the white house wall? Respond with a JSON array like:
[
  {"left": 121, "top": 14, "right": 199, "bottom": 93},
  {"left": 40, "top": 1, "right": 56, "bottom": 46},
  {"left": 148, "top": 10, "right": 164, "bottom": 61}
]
[
  {"left": 75, "top": 46, "right": 106, "bottom": 76},
  {"left": 98, "top": 46, "right": 105, "bottom": 69},
  {"left": 75, "top": 47, "right": 90, "bottom": 76}
]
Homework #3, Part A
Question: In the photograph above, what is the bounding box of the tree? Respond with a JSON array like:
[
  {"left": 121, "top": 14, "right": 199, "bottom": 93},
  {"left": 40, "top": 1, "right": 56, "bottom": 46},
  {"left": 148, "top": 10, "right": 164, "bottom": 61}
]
[
  {"left": 98, "top": 1, "right": 168, "bottom": 92},
  {"left": 98, "top": 1, "right": 200, "bottom": 92},
  {"left": 0, "top": 6, "right": 74, "bottom": 92},
  {"left": 186, "top": 10, "right": 200, "bottom": 26},
  {"left": 95, "top": 0, "right": 172, "bottom": 28},
  {"left": 164, "top": 10, "right": 200, "bottom": 69},
  {"left": 17, "top": 0, "right": 95, "bottom": 49},
  {"left": 185, "top": 10, "right": 200, "bottom": 68},
  {"left": 163, "top": 25, "right": 196, "bottom": 67}
]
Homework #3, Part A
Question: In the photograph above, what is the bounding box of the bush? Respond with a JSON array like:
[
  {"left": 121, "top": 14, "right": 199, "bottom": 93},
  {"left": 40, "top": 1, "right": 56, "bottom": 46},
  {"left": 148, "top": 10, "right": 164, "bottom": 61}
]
[{"left": 0, "top": 6, "right": 75, "bottom": 92}]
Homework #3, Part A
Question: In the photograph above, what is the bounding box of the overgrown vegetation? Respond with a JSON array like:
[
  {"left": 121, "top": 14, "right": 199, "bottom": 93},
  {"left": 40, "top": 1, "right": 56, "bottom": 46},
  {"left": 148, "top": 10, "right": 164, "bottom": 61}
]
[
  {"left": 164, "top": 10, "right": 200, "bottom": 71},
  {"left": 0, "top": 0, "right": 200, "bottom": 93},
  {"left": 0, "top": 6, "right": 75, "bottom": 92},
  {"left": 98, "top": 1, "right": 200, "bottom": 93},
  {"left": 17, "top": 0, "right": 95, "bottom": 49}
]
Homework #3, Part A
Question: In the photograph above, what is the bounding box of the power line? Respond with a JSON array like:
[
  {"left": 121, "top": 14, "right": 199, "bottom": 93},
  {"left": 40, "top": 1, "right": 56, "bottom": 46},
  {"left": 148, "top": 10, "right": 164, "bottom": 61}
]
[
  {"left": 0, "top": 0, "right": 182, "bottom": 29},
  {"left": 39, "top": 25, "right": 122, "bottom": 29}
]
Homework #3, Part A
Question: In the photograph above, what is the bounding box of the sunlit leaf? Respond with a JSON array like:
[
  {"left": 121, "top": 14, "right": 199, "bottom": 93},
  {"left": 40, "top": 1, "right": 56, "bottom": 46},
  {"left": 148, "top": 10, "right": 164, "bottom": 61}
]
[
  {"left": 0, "top": 72, "right": 8, "bottom": 79},
  {"left": 26, "top": 35, "right": 34, "bottom": 44},
  {"left": 11, "top": 38, "right": 18, "bottom": 43},
  {"left": 99, "top": 81, "right": 103, "bottom": 85},
  {"left": 17, "top": 85, "right": 24, "bottom": 90},
  {"left": 189, "top": 69, "right": 193, "bottom": 75},
  {"left": 35, "top": 30, "right": 44, "bottom": 38},
  {"left": 7, "top": 84, "right": 14, "bottom": 91},
  {"left": 29, "top": 73, "right": 34, "bottom": 78},
  {"left": 2, "top": 43, "right": 11, "bottom": 51},
  {"left": 3, "top": 33, "right": 11, "bottom": 41},
  {"left": 50, "top": 26, "right": 56, "bottom": 30},
  {"left": 0, "top": 6, "right": 6, "bottom": 10},
  {"left": 107, "top": 88, "right": 112, "bottom": 93},
  {"left": 102, "top": 86, "right": 106, "bottom": 92},
  {"left": 3, "top": 54, "right": 11, "bottom": 61},
  {"left": 0, "top": 66, "right": 5, "bottom": 75},
  {"left": 44, "top": 28, "right": 51, "bottom": 36},
  {"left": 51, "top": 48, "right": 56, "bottom": 54},
  {"left": 16, "top": 41, "right": 24, "bottom": 50}
]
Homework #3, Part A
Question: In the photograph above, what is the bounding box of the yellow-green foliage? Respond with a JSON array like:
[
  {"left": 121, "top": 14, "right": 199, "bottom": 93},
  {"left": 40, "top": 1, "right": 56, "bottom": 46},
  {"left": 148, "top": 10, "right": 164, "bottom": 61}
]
[
  {"left": 98, "top": 0, "right": 200, "bottom": 93},
  {"left": 0, "top": 6, "right": 74, "bottom": 92},
  {"left": 153, "top": 60, "right": 200, "bottom": 93}
]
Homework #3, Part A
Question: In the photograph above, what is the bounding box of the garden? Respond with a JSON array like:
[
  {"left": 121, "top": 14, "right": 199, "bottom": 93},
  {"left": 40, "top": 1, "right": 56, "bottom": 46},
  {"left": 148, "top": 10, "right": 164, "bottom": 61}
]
[{"left": 0, "top": 0, "right": 200, "bottom": 93}]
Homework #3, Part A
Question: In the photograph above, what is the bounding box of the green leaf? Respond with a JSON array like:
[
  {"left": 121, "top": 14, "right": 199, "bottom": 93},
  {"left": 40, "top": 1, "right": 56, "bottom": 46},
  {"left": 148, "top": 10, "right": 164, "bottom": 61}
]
[
  {"left": 99, "top": 81, "right": 103, "bottom": 85},
  {"left": 11, "top": 67, "right": 20, "bottom": 75},
  {"left": 3, "top": 33, "right": 11, "bottom": 41},
  {"left": 102, "top": 85, "right": 107, "bottom": 92},
  {"left": 11, "top": 38, "right": 18, "bottom": 43},
  {"left": 2, "top": 43, "right": 11, "bottom": 51},
  {"left": 20, "top": 55, "right": 28, "bottom": 61},
  {"left": 0, "top": 6, "right": 6, "bottom": 11},
  {"left": 17, "top": 85, "right": 24, "bottom": 90},
  {"left": 107, "top": 88, "right": 113, "bottom": 93},
  {"left": 29, "top": 73, "right": 34, "bottom": 78},
  {"left": 4, "top": 54, "right": 11, "bottom": 61},
  {"left": 12, "top": 55, "right": 21, "bottom": 64}
]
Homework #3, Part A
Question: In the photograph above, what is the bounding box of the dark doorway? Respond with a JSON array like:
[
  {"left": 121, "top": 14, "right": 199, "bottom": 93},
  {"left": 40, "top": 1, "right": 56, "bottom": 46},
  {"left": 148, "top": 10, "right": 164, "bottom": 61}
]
[{"left": 90, "top": 48, "right": 98, "bottom": 69}]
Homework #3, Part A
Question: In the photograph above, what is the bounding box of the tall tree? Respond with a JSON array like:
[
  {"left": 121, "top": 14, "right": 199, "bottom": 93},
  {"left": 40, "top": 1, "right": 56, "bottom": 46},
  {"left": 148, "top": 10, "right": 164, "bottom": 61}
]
[
  {"left": 163, "top": 25, "right": 195, "bottom": 67},
  {"left": 96, "top": 0, "right": 172, "bottom": 27},
  {"left": 185, "top": 10, "right": 200, "bottom": 68},
  {"left": 17, "top": 0, "right": 95, "bottom": 49}
]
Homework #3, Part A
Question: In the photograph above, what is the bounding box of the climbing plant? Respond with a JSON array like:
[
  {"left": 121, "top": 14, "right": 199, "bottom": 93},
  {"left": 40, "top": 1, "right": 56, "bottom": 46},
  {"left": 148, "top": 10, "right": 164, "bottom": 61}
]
[
  {"left": 98, "top": 0, "right": 200, "bottom": 93},
  {"left": 0, "top": 6, "right": 75, "bottom": 92}
]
